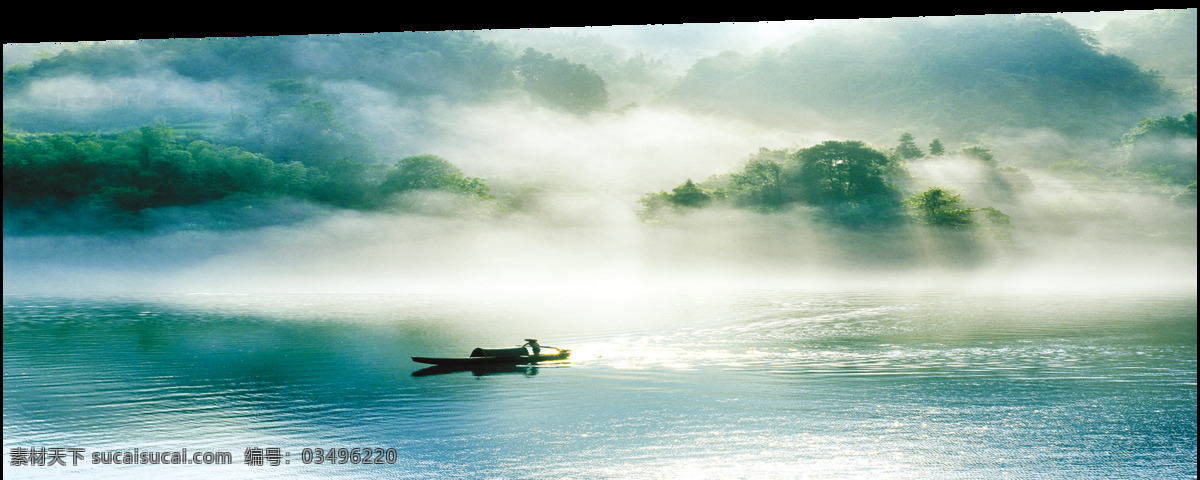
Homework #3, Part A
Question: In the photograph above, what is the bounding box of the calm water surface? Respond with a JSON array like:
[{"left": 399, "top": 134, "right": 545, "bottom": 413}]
[{"left": 3, "top": 289, "right": 1196, "bottom": 479}]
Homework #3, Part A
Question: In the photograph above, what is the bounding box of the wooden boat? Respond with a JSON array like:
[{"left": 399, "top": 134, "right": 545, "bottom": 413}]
[{"left": 411, "top": 339, "right": 571, "bottom": 367}]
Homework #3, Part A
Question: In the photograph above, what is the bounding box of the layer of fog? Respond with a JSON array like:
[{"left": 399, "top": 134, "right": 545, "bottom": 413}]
[
  {"left": 9, "top": 73, "right": 230, "bottom": 111},
  {"left": 5, "top": 99, "right": 1195, "bottom": 297},
  {"left": 381, "top": 97, "right": 806, "bottom": 192}
]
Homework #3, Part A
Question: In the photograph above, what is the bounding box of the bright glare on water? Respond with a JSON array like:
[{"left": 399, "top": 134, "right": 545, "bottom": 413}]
[{"left": 3, "top": 289, "right": 1196, "bottom": 479}]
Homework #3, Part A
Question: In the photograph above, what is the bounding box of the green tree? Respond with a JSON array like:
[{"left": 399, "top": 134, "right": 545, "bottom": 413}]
[
  {"left": 961, "top": 146, "right": 994, "bottom": 162},
  {"left": 379, "top": 154, "right": 490, "bottom": 198},
  {"left": 905, "top": 187, "right": 975, "bottom": 228},
  {"left": 667, "top": 179, "right": 712, "bottom": 208},
  {"left": 895, "top": 132, "right": 924, "bottom": 159},
  {"left": 636, "top": 179, "right": 716, "bottom": 219},
  {"left": 790, "top": 140, "right": 898, "bottom": 204},
  {"left": 727, "top": 158, "right": 785, "bottom": 209},
  {"left": 928, "top": 139, "right": 945, "bottom": 156},
  {"left": 1122, "top": 111, "right": 1198, "bottom": 144}
]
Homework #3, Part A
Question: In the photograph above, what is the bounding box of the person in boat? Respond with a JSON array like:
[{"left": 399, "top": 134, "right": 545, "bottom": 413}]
[{"left": 524, "top": 338, "right": 541, "bottom": 355}]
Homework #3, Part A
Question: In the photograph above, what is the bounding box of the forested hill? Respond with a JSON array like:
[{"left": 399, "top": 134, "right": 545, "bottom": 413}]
[
  {"left": 665, "top": 15, "right": 1176, "bottom": 141},
  {"left": 1098, "top": 9, "right": 1197, "bottom": 107}
]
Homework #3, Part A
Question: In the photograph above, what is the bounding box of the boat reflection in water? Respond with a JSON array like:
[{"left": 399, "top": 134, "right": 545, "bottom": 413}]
[{"left": 411, "top": 364, "right": 543, "bottom": 377}]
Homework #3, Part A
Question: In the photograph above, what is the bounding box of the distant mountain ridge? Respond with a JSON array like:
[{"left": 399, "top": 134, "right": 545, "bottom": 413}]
[{"left": 663, "top": 15, "right": 1178, "bottom": 142}]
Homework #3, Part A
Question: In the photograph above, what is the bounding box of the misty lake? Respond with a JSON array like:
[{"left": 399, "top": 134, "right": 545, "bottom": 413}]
[{"left": 2, "top": 288, "right": 1195, "bottom": 479}]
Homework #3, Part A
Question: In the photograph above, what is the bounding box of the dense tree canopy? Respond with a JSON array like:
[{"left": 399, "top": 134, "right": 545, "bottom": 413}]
[
  {"left": 790, "top": 141, "right": 899, "bottom": 205},
  {"left": 637, "top": 134, "right": 1039, "bottom": 234},
  {"left": 727, "top": 156, "right": 786, "bottom": 210},
  {"left": 515, "top": 48, "right": 609, "bottom": 113},
  {"left": 640, "top": 140, "right": 909, "bottom": 227},
  {"left": 2, "top": 124, "right": 492, "bottom": 226},
  {"left": 3, "top": 124, "right": 316, "bottom": 211}
]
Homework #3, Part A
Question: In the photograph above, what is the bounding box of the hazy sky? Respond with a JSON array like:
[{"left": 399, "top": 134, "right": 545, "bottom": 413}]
[
  {"left": 474, "top": 11, "right": 1166, "bottom": 64},
  {"left": 1, "top": 10, "right": 1171, "bottom": 69}
]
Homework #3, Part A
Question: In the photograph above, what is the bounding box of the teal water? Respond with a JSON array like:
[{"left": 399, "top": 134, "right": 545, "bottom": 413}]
[{"left": 3, "top": 290, "right": 1196, "bottom": 479}]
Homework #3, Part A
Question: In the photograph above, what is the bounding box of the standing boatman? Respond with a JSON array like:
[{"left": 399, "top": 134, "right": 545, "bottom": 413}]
[{"left": 524, "top": 339, "right": 541, "bottom": 355}]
